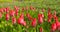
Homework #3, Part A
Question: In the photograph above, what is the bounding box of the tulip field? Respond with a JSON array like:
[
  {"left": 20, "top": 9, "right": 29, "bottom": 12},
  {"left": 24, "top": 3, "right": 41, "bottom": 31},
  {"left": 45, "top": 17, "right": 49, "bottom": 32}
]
[{"left": 0, "top": 0, "right": 60, "bottom": 32}]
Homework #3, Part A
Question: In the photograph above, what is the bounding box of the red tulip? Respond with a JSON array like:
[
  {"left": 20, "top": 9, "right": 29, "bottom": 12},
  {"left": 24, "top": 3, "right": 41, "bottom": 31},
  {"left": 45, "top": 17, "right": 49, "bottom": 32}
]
[
  {"left": 5, "top": 7, "right": 10, "bottom": 13},
  {"left": 20, "top": 13, "right": 24, "bottom": 19},
  {"left": 26, "top": 13, "right": 33, "bottom": 20},
  {"left": 53, "top": 11, "right": 58, "bottom": 22},
  {"left": 18, "top": 17, "right": 26, "bottom": 26},
  {"left": 38, "top": 14, "right": 44, "bottom": 19},
  {"left": 3, "top": 8, "right": 6, "bottom": 12},
  {"left": 22, "top": 7, "right": 25, "bottom": 12},
  {"left": 56, "top": 21, "right": 60, "bottom": 27},
  {"left": 26, "top": 13, "right": 30, "bottom": 18},
  {"left": 0, "top": 13, "right": 2, "bottom": 18},
  {"left": 48, "top": 13, "right": 52, "bottom": 19},
  {"left": 9, "top": 10, "right": 15, "bottom": 16},
  {"left": 18, "top": 13, "right": 26, "bottom": 26},
  {"left": 21, "top": 21, "right": 26, "bottom": 26},
  {"left": 5, "top": 13, "right": 10, "bottom": 21},
  {"left": 48, "top": 8, "right": 52, "bottom": 22},
  {"left": 54, "top": 16, "right": 58, "bottom": 22},
  {"left": 31, "top": 18, "right": 36, "bottom": 27},
  {"left": 0, "top": 8, "right": 4, "bottom": 13},
  {"left": 51, "top": 23, "right": 57, "bottom": 31},
  {"left": 41, "top": 14, "right": 44, "bottom": 18},
  {"left": 15, "top": 11, "right": 18, "bottom": 16},
  {"left": 48, "top": 18, "right": 51, "bottom": 23},
  {"left": 48, "top": 13, "right": 52, "bottom": 22},
  {"left": 39, "top": 27, "right": 43, "bottom": 32},
  {"left": 14, "top": 6, "right": 19, "bottom": 10},
  {"left": 30, "top": 6, "right": 33, "bottom": 10},
  {"left": 38, "top": 14, "right": 44, "bottom": 24},
  {"left": 53, "top": 11, "right": 56, "bottom": 16},
  {"left": 14, "top": 6, "right": 19, "bottom": 12},
  {"left": 30, "top": 6, "right": 35, "bottom": 11},
  {"left": 25, "top": 6, "right": 28, "bottom": 11},
  {"left": 12, "top": 17, "right": 16, "bottom": 24},
  {"left": 14, "top": 6, "right": 19, "bottom": 16},
  {"left": 55, "top": 21, "right": 60, "bottom": 30},
  {"left": 18, "top": 17, "right": 24, "bottom": 24},
  {"left": 42, "top": 8, "right": 45, "bottom": 12}
]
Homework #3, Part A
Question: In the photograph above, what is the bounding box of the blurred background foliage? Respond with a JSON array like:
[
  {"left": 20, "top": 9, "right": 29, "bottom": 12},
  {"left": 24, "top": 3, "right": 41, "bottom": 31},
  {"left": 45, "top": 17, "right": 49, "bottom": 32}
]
[
  {"left": 0, "top": 0, "right": 60, "bottom": 10},
  {"left": 0, "top": 0, "right": 13, "bottom": 2},
  {"left": 0, "top": 0, "right": 60, "bottom": 14}
]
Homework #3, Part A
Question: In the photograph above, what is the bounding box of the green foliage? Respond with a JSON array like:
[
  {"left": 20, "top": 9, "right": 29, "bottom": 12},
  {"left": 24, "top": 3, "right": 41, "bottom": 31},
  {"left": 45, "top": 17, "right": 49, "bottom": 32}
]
[{"left": 0, "top": 0, "right": 13, "bottom": 3}]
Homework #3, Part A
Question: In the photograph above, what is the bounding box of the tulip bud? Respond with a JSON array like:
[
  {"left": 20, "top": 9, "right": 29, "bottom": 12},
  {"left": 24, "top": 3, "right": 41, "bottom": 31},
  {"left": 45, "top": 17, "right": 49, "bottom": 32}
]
[
  {"left": 26, "top": 13, "right": 33, "bottom": 20},
  {"left": 9, "top": 10, "right": 15, "bottom": 16},
  {"left": 31, "top": 18, "right": 36, "bottom": 27},
  {"left": 0, "top": 8, "right": 4, "bottom": 13},
  {"left": 12, "top": 17, "right": 16, "bottom": 24},
  {"left": 15, "top": 11, "right": 18, "bottom": 16},
  {"left": 48, "top": 10, "right": 52, "bottom": 22},
  {"left": 14, "top": 6, "right": 19, "bottom": 12},
  {"left": 5, "top": 7, "right": 10, "bottom": 13},
  {"left": 5, "top": 14, "right": 10, "bottom": 21},
  {"left": 39, "top": 27, "right": 43, "bottom": 32},
  {"left": 25, "top": 6, "right": 28, "bottom": 11},
  {"left": 42, "top": 8, "right": 45, "bottom": 12}
]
